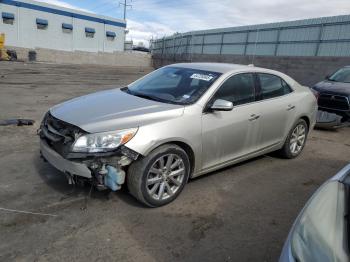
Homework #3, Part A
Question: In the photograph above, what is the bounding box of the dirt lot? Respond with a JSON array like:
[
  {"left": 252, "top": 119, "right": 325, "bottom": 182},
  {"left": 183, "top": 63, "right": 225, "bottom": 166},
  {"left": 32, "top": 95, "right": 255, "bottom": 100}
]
[{"left": 0, "top": 61, "right": 349, "bottom": 262}]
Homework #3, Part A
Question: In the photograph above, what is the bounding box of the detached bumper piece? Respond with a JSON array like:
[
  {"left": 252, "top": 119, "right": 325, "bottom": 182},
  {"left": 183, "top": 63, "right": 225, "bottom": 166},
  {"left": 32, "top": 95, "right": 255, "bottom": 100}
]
[
  {"left": 315, "top": 110, "right": 350, "bottom": 130},
  {"left": 0, "top": 119, "right": 34, "bottom": 126},
  {"left": 40, "top": 139, "right": 92, "bottom": 178}
]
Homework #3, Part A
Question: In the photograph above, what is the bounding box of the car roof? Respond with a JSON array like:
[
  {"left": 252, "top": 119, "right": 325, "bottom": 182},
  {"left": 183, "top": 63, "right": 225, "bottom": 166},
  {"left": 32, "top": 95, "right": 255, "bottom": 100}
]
[
  {"left": 168, "top": 62, "right": 262, "bottom": 74},
  {"left": 167, "top": 62, "right": 301, "bottom": 88}
]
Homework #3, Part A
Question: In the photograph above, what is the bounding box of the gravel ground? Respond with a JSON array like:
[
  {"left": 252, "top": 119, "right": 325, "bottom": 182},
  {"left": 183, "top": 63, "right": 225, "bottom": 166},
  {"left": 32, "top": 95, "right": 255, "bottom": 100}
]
[{"left": 0, "top": 61, "right": 349, "bottom": 262}]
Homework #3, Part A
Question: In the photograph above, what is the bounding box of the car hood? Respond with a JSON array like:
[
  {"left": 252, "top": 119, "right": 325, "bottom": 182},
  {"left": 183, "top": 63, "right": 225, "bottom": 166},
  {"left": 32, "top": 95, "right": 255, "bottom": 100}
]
[
  {"left": 313, "top": 80, "right": 350, "bottom": 96},
  {"left": 50, "top": 89, "right": 184, "bottom": 133}
]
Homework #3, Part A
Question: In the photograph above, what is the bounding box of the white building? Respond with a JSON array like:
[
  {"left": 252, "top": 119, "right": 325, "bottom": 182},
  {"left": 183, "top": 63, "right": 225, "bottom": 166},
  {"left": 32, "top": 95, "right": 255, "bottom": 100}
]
[{"left": 0, "top": 0, "right": 126, "bottom": 52}]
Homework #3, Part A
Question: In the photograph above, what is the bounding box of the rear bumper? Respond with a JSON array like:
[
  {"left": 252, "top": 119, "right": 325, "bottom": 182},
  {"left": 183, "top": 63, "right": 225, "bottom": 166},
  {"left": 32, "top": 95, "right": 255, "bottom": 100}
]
[{"left": 40, "top": 139, "right": 92, "bottom": 178}]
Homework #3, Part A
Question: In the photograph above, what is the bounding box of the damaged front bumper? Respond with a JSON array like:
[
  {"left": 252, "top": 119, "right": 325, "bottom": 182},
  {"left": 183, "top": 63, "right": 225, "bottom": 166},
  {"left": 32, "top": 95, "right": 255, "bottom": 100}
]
[
  {"left": 40, "top": 139, "right": 92, "bottom": 178},
  {"left": 38, "top": 112, "right": 139, "bottom": 191}
]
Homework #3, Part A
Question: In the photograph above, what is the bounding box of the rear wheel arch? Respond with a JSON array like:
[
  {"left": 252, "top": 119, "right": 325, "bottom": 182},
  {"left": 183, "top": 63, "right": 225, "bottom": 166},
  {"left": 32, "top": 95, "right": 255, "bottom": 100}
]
[
  {"left": 279, "top": 118, "right": 309, "bottom": 159},
  {"left": 299, "top": 115, "right": 310, "bottom": 130}
]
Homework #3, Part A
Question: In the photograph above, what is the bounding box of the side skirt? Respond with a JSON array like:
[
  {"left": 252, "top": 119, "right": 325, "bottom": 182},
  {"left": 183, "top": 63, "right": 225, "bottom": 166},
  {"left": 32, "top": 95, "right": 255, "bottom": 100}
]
[{"left": 191, "top": 142, "right": 282, "bottom": 178}]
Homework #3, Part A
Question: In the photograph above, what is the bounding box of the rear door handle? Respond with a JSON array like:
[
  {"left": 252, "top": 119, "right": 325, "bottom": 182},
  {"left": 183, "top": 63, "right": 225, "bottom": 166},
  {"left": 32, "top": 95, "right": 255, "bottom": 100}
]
[
  {"left": 249, "top": 114, "right": 260, "bottom": 121},
  {"left": 287, "top": 105, "right": 295, "bottom": 111}
]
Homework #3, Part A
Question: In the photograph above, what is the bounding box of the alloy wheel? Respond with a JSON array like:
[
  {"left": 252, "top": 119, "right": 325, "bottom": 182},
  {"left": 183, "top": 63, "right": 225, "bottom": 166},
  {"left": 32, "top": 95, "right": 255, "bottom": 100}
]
[
  {"left": 146, "top": 154, "right": 185, "bottom": 201},
  {"left": 289, "top": 124, "right": 306, "bottom": 155}
]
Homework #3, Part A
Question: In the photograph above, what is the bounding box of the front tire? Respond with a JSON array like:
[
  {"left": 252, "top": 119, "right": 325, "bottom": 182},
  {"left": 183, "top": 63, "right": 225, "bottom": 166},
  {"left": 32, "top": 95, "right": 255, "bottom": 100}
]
[
  {"left": 279, "top": 119, "right": 308, "bottom": 159},
  {"left": 127, "top": 144, "right": 190, "bottom": 207}
]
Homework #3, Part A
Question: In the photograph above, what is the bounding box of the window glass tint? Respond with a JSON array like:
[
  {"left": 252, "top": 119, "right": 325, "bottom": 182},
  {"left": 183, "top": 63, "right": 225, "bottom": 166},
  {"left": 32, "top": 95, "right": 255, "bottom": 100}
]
[
  {"left": 213, "top": 73, "right": 255, "bottom": 106},
  {"left": 258, "top": 73, "right": 292, "bottom": 99}
]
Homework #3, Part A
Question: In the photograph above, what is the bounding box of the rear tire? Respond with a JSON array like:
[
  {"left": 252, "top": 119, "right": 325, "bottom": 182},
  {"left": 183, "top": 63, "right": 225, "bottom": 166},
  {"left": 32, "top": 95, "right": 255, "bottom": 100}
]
[
  {"left": 127, "top": 144, "right": 190, "bottom": 207},
  {"left": 279, "top": 119, "right": 308, "bottom": 159}
]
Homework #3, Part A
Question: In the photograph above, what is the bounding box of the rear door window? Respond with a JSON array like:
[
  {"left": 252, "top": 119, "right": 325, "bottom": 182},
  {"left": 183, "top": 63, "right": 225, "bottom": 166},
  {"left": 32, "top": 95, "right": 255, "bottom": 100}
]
[{"left": 257, "top": 73, "right": 292, "bottom": 100}]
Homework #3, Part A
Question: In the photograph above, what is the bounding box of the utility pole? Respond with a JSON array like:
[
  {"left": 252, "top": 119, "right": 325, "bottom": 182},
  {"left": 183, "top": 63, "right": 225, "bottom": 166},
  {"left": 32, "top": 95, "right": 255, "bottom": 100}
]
[{"left": 119, "top": 0, "right": 132, "bottom": 20}]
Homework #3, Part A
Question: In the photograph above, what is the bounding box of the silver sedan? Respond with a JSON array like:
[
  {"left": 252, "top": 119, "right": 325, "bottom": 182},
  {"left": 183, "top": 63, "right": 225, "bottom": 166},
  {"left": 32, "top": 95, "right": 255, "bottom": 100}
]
[{"left": 39, "top": 63, "right": 317, "bottom": 207}]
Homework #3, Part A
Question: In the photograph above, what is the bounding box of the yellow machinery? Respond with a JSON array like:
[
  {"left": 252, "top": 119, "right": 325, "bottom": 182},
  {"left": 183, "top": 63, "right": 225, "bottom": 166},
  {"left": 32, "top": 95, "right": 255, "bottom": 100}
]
[
  {"left": 0, "top": 33, "right": 10, "bottom": 61},
  {"left": 0, "top": 33, "right": 4, "bottom": 48}
]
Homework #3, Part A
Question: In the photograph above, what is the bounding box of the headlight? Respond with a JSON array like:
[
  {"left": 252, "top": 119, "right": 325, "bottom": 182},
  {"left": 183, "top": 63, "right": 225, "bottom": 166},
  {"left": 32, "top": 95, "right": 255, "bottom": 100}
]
[{"left": 71, "top": 128, "right": 138, "bottom": 153}]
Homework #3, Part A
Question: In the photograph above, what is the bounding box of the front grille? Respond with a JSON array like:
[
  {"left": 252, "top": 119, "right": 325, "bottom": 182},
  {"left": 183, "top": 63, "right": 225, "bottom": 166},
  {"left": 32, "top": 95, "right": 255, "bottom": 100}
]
[
  {"left": 43, "top": 113, "right": 75, "bottom": 142},
  {"left": 40, "top": 113, "right": 83, "bottom": 156},
  {"left": 318, "top": 94, "right": 350, "bottom": 111}
]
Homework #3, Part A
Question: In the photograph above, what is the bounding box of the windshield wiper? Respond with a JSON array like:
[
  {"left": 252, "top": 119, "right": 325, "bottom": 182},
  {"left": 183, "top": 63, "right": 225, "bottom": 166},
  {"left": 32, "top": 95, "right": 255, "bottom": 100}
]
[
  {"left": 131, "top": 92, "right": 166, "bottom": 103},
  {"left": 122, "top": 88, "right": 184, "bottom": 105}
]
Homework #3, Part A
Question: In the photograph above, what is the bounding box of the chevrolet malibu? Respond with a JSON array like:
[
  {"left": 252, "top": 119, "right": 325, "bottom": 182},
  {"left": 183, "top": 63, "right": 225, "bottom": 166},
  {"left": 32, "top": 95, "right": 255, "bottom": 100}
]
[{"left": 39, "top": 63, "right": 317, "bottom": 207}]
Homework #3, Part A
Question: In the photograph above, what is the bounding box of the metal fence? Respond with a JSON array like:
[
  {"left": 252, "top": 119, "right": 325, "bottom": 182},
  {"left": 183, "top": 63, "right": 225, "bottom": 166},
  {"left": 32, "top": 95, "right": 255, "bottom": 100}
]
[{"left": 151, "top": 15, "right": 350, "bottom": 58}]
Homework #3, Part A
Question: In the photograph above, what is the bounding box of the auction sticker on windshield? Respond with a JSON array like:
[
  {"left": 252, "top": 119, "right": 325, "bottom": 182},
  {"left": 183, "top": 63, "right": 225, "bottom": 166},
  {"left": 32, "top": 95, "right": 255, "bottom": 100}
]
[{"left": 190, "top": 73, "right": 214, "bottom": 81}]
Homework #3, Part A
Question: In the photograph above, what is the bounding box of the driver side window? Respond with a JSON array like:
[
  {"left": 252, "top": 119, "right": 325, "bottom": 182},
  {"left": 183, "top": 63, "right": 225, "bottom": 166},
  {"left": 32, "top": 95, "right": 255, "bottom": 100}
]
[{"left": 212, "top": 73, "right": 256, "bottom": 106}]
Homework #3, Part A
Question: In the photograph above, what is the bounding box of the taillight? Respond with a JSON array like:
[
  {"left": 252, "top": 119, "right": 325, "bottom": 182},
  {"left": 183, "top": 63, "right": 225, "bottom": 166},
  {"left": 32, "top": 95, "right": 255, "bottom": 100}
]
[{"left": 311, "top": 88, "right": 319, "bottom": 101}]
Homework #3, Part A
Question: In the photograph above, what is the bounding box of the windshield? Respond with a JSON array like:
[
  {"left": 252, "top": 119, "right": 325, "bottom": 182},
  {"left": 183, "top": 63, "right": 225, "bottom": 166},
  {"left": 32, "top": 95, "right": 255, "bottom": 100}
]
[
  {"left": 328, "top": 67, "right": 350, "bottom": 83},
  {"left": 124, "top": 67, "right": 222, "bottom": 105}
]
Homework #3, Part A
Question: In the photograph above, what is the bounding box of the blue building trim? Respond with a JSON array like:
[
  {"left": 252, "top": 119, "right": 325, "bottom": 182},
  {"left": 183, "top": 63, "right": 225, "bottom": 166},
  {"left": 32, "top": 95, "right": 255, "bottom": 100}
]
[{"left": 0, "top": 0, "right": 126, "bottom": 28}]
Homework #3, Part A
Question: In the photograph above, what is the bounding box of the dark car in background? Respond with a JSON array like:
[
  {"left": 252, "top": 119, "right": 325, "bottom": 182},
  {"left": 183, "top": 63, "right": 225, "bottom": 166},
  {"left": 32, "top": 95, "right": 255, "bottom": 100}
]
[{"left": 311, "top": 66, "right": 350, "bottom": 121}]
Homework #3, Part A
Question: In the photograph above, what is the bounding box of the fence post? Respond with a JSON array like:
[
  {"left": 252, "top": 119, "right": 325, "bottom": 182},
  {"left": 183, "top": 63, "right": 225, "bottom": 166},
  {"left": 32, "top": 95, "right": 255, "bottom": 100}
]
[
  {"left": 161, "top": 37, "right": 165, "bottom": 63},
  {"left": 161, "top": 37, "right": 165, "bottom": 56},
  {"left": 274, "top": 28, "right": 281, "bottom": 56},
  {"left": 219, "top": 33, "right": 224, "bottom": 55},
  {"left": 190, "top": 34, "right": 194, "bottom": 62},
  {"left": 201, "top": 35, "right": 205, "bottom": 54},
  {"left": 315, "top": 24, "right": 324, "bottom": 56},
  {"left": 186, "top": 35, "right": 191, "bottom": 61},
  {"left": 243, "top": 31, "right": 249, "bottom": 55},
  {"left": 251, "top": 29, "right": 260, "bottom": 64},
  {"left": 173, "top": 35, "right": 176, "bottom": 61}
]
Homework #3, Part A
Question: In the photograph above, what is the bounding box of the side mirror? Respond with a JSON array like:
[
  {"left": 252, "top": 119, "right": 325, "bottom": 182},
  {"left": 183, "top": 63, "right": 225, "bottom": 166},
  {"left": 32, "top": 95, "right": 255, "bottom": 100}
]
[
  {"left": 210, "top": 99, "right": 234, "bottom": 111},
  {"left": 325, "top": 74, "right": 331, "bottom": 80}
]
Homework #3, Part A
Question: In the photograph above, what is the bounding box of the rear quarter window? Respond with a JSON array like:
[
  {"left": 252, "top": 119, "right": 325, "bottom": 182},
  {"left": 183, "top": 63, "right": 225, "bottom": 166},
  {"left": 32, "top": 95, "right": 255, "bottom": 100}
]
[{"left": 258, "top": 73, "right": 292, "bottom": 100}]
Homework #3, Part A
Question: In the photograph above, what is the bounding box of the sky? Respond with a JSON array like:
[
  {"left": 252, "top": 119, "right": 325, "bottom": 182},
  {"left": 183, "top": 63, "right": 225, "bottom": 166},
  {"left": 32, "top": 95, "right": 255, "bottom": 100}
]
[{"left": 37, "top": 0, "right": 350, "bottom": 47}]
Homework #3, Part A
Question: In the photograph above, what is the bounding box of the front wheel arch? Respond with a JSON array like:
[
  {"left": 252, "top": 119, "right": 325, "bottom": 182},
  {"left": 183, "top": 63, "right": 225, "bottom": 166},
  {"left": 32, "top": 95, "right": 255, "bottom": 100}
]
[{"left": 142, "top": 140, "right": 195, "bottom": 177}]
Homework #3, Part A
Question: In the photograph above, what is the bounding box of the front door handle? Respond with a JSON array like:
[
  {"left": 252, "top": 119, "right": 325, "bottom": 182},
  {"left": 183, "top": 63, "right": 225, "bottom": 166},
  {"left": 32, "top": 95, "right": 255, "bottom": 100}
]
[
  {"left": 287, "top": 105, "right": 295, "bottom": 111},
  {"left": 249, "top": 114, "right": 260, "bottom": 121}
]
